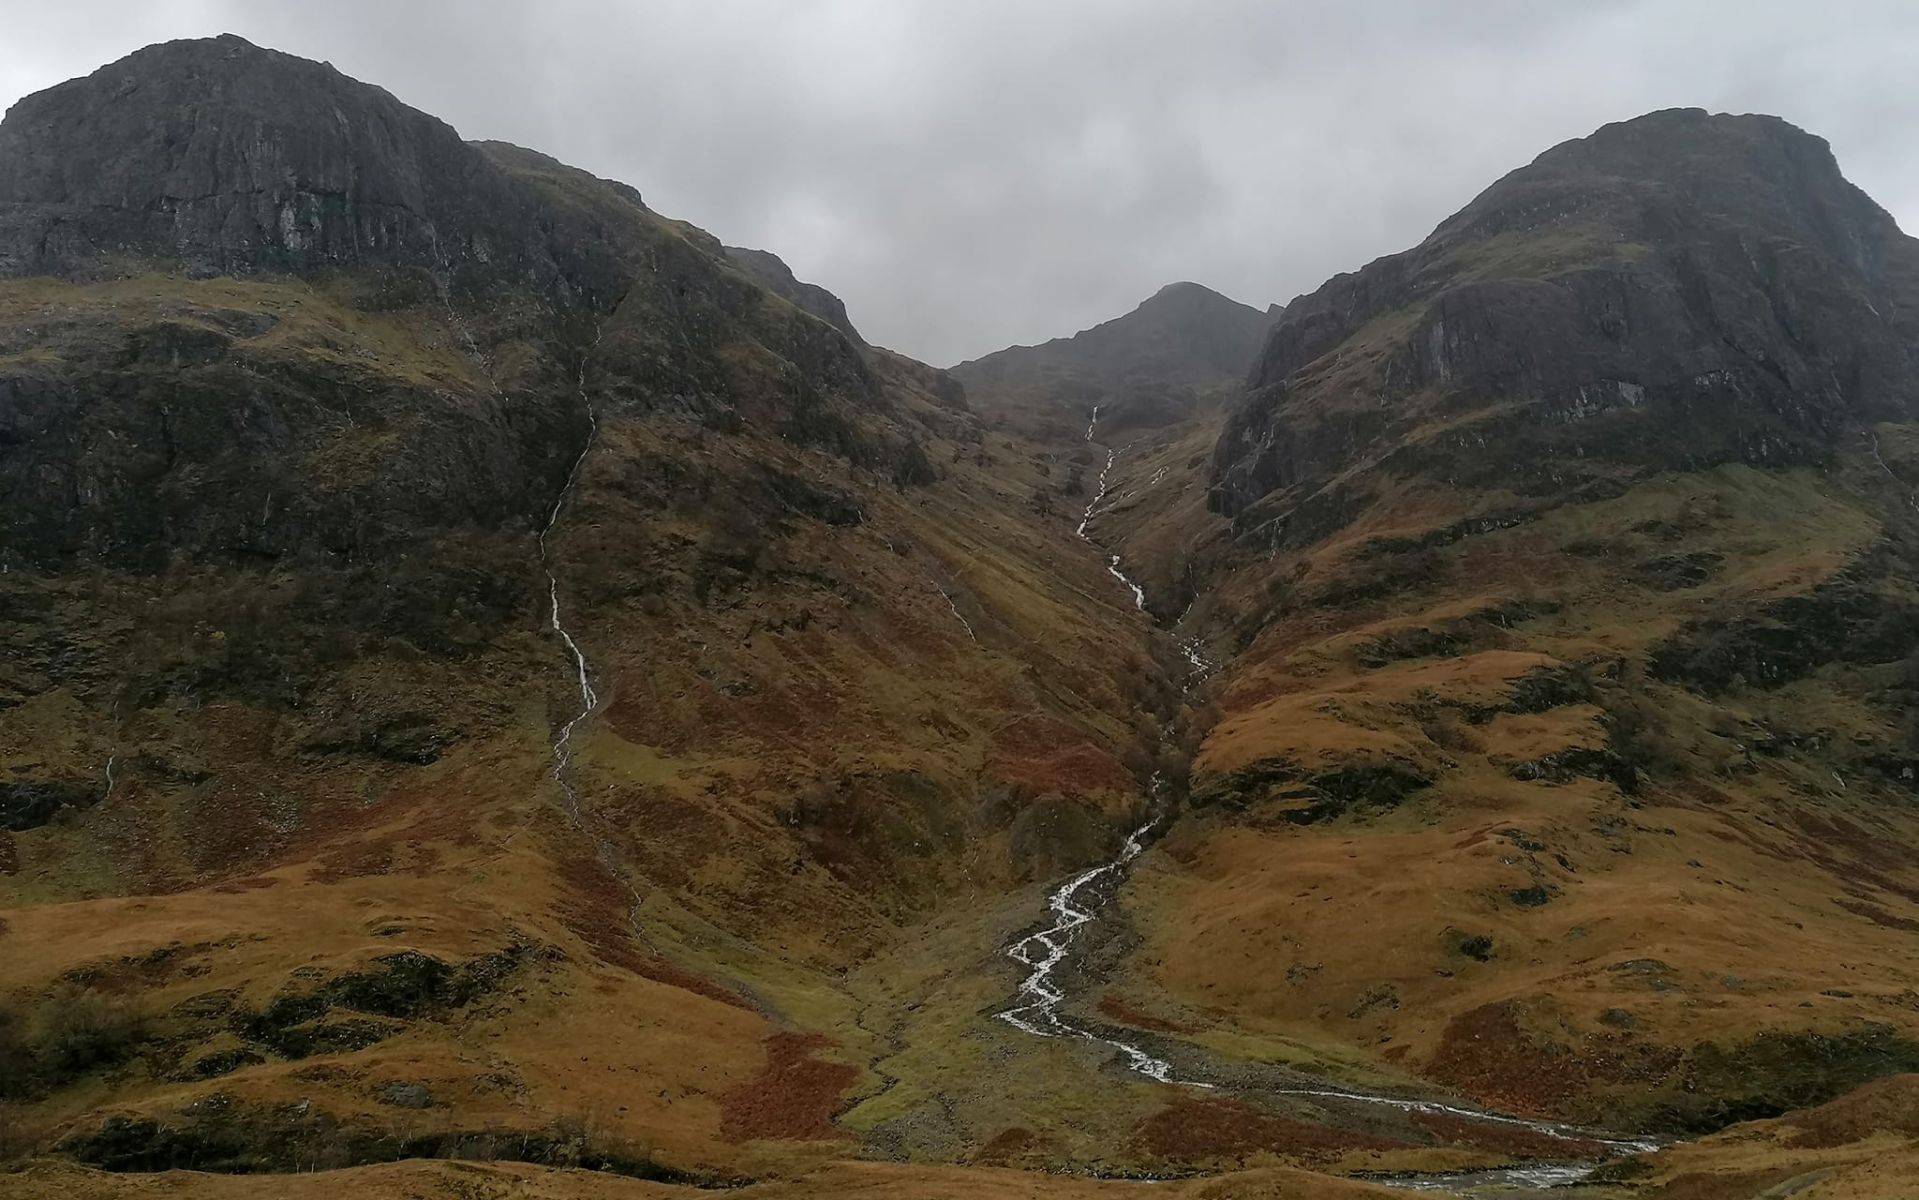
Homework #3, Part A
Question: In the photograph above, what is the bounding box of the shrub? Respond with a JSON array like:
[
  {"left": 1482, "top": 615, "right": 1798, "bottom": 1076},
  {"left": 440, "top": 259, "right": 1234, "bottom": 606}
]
[{"left": 0, "top": 986, "right": 147, "bottom": 1100}]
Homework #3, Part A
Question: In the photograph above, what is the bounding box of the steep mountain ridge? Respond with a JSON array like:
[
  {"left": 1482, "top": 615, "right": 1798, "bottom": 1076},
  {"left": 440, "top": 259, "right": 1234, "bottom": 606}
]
[{"left": 2, "top": 34, "right": 551, "bottom": 283}]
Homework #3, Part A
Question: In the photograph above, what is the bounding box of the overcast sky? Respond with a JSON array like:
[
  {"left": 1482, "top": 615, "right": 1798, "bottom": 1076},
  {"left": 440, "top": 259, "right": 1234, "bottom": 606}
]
[{"left": 3, "top": 2, "right": 1916, "bottom": 365}]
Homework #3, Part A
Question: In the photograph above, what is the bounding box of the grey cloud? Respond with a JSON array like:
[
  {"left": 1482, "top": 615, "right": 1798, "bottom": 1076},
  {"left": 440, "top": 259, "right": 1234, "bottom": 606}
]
[{"left": 3, "top": 1, "right": 1915, "bottom": 364}]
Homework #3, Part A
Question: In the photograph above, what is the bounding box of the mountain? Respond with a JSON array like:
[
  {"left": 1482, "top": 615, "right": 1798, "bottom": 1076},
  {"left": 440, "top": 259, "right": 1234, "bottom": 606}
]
[
  {"left": 0, "top": 35, "right": 1192, "bottom": 1193},
  {"left": 1211, "top": 107, "right": 1919, "bottom": 518},
  {"left": 953, "top": 281, "right": 1276, "bottom": 440},
  {"left": 1112, "top": 108, "right": 1919, "bottom": 1136},
  {"left": 6, "top": 38, "right": 1919, "bottom": 1199}
]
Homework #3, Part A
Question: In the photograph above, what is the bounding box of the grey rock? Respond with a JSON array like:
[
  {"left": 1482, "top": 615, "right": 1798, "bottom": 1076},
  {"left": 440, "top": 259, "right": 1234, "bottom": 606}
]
[{"left": 379, "top": 1082, "right": 431, "bottom": 1109}]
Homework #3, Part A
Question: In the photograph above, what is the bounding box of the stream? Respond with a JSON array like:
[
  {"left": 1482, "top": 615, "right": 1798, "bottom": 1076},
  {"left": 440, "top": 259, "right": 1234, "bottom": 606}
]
[
  {"left": 995, "top": 408, "right": 1660, "bottom": 1193},
  {"left": 539, "top": 351, "right": 603, "bottom": 820}
]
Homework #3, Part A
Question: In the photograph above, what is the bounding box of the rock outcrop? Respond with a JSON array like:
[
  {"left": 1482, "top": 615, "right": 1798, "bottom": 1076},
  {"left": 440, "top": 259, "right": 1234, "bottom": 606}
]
[{"left": 724, "top": 245, "right": 866, "bottom": 346}]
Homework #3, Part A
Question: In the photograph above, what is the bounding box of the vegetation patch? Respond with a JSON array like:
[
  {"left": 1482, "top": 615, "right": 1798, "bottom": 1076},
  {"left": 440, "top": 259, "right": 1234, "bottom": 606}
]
[
  {"left": 1410, "top": 1110, "right": 1604, "bottom": 1159},
  {"left": 1098, "top": 993, "right": 1200, "bottom": 1035},
  {"left": 1503, "top": 664, "right": 1601, "bottom": 715},
  {"left": 1134, "top": 1094, "right": 1412, "bottom": 1165},
  {"left": 1776, "top": 1073, "right": 1919, "bottom": 1149},
  {"left": 1443, "top": 929, "right": 1496, "bottom": 962},
  {"left": 60, "top": 1094, "right": 693, "bottom": 1181},
  {"left": 719, "top": 1032, "right": 859, "bottom": 1142},
  {"left": 1650, "top": 572, "right": 1919, "bottom": 695},
  {"left": 553, "top": 853, "right": 750, "bottom": 1008},
  {"left": 1425, "top": 999, "right": 1682, "bottom": 1121},
  {"left": 230, "top": 946, "right": 531, "bottom": 1062},
  {"left": 0, "top": 778, "right": 102, "bottom": 832},
  {"left": 1192, "top": 759, "right": 1432, "bottom": 824},
  {"left": 1508, "top": 745, "right": 1632, "bottom": 788},
  {"left": 1646, "top": 1025, "right": 1919, "bottom": 1134},
  {"left": 1311, "top": 546, "right": 1450, "bottom": 609},
  {"left": 0, "top": 986, "right": 147, "bottom": 1100},
  {"left": 1641, "top": 1167, "right": 1816, "bottom": 1200},
  {"left": 1634, "top": 550, "right": 1723, "bottom": 591},
  {"left": 0, "top": 943, "right": 543, "bottom": 1098}
]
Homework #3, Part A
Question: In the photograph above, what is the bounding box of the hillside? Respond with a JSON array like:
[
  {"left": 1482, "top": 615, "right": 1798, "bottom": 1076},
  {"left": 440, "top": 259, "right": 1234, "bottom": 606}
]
[
  {"left": 1092, "top": 108, "right": 1919, "bottom": 1139},
  {"left": 0, "top": 34, "right": 1187, "bottom": 1188},
  {"left": 6, "top": 40, "right": 1919, "bottom": 1200}
]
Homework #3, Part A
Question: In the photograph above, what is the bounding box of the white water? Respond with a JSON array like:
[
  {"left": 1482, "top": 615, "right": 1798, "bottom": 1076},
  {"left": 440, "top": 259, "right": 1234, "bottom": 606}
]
[
  {"left": 1262, "top": 1081, "right": 1659, "bottom": 1155},
  {"left": 1178, "top": 637, "right": 1211, "bottom": 675},
  {"left": 992, "top": 779, "right": 1653, "bottom": 1155},
  {"left": 1377, "top": 1161, "right": 1609, "bottom": 1192},
  {"left": 1107, "top": 556, "right": 1147, "bottom": 610},
  {"left": 425, "top": 245, "right": 599, "bottom": 804},
  {"left": 996, "top": 810, "right": 1212, "bottom": 1087},
  {"left": 1868, "top": 432, "right": 1919, "bottom": 512},
  {"left": 992, "top": 809, "right": 1660, "bottom": 1189},
  {"left": 937, "top": 585, "right": 978, "bottom": 642},
  {"left": 1075, "top": 410, "right": 1151, "bottom": 609},
  {"left": 540, "top": 341, "right": 604, "bottom": 817},
  {"left": 1075, "top": 443, "right": 1119, "bottom": 538}
]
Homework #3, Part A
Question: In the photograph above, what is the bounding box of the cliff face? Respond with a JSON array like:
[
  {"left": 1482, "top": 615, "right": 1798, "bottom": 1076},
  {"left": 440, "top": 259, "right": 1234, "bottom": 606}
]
[
  {"left": 1211, "top": 109, "right": 1919, "bottom": 523},
  {"left": 0, "top": 35, "right": 545, "bottom": 282}
]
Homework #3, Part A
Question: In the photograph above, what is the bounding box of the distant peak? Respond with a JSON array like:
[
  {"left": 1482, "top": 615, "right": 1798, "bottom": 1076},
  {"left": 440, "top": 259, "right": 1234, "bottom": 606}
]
[
  {"left": 1143, "top": 280, "right": 1224, "bottom": 304},
  {"left": 1135, "top": 280, "right": 1260, "bottom": 315}
]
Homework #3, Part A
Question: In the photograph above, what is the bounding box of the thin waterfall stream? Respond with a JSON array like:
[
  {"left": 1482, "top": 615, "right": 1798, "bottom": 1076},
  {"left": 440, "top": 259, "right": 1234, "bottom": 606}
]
[{"left": 540, "top": 387, "right": 601, "bottom": 819}]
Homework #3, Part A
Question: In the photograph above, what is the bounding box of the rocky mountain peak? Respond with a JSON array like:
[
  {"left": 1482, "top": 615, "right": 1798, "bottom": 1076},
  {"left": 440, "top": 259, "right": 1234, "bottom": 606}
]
[
  {"left": 1437, "top": 108, "right": 1906, "bottom": 280},
  {"left": 1213, "top": 108, "right": 1919, "bottom": 520},
  {"left": 0, "top": 34, "right": 548, "bottom": 281}
]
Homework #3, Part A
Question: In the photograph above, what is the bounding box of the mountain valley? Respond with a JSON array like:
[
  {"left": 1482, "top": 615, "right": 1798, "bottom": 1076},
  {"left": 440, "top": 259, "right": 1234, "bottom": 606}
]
[{"left": 4, "top": 34, "right": 1919, "bottom": 1200}]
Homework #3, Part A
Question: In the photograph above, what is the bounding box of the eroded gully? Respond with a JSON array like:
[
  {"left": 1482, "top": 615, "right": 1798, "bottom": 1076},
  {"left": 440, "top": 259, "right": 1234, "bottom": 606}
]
[
  {"left": 535, "top": 326, "right": 647, "bottom": 933},
  {"left": 995, "top": 406, "right": 1659, "bottom": 1192},
  {"left": 539, "top": 344, "right": 602, "bottom": 822}
]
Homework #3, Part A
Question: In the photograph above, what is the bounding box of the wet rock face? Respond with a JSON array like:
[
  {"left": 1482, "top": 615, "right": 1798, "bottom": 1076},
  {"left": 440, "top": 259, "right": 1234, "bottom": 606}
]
[
  {"left": 0, "top": 36, "right": 505, "bottom": 280},
  {"left": 1210, "top": 109, "right": 1919, "bottom": 520}
]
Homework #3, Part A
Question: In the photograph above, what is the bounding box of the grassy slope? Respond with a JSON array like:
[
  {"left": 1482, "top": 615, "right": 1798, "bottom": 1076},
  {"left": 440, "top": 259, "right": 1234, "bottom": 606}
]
[{"left": 1097, "top": 441, "right": 1919, "bottom": 1139}]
